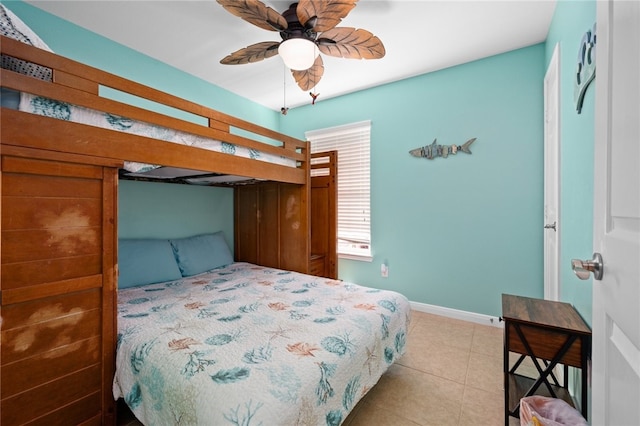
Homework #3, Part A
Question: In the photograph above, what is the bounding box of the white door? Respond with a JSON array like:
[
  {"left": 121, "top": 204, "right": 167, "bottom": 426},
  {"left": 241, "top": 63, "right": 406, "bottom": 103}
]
[
  {"left": 544, "top": 43, "right": 560, "bottom": 302},
  {"left": 591, "top": 1, "right": 640, "bottom": 424}
]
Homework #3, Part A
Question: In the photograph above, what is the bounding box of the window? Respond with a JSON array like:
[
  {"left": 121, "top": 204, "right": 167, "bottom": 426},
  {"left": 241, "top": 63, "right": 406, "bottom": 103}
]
[{"left": 306, "top": 121, "right": 371, "bottom": 261}]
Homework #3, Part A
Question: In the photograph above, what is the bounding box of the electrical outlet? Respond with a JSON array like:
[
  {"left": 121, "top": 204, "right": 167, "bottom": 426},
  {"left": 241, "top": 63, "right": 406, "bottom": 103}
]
[{"left": 381, "top": 263, "right": 388, "bottom": 278}]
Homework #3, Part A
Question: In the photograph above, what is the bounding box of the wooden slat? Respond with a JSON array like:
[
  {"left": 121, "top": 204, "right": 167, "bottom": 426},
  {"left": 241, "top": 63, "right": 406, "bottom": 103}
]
[
  {"left": 100, "top": 168, "right": 118, "bottom": 425},
  {"left": 2, "top": 155, "right": 103, "bottom": 180},
  {"left": 1, "top": 254, "right": 101, "bottom": 290},
  {"left": 279, "top": 183, "right": 310, "bottom": 273},
  {"left": 1, "top": 289, "right": 100, "bottom": 330},
  {"left": 76, "top": 413, "right": 103, "bottom": 426},
  {"left": 209, "top": 109, "right": 306, "bottom": 151},
  {"left": 1, "top": 275, "right": 102, "bottom": 305},
  {"left": 2, "top": 197, "right": 102, "bottom": 230},
  {"left": 1, "top": 364, "right": 101, "bottom": 425},
  {"left": 209, "top": 118, "right": 230, "bottom": 132},
  {"left": 309, "top": 255, "right": 326, "bottom": 276},
  {"left": 235, "top": 186, "right": 259, "bottom": 264},
  {"left": 2, "top": 227, "right": 102, "bottom": 264},
  {"left": 2, "top": 305, "right": 101, "bottom": 363},
  {"left": 1, "top": 151, "right": 3, "bottom": 294},
  {"left": 311, "top": 185, "right": 330, "bottom": 255},
  {"left": 259, "top": 183, "right": 281, "bottom": 268},
  {"left": 54, "top": 69, "right": 99, "bottom": 95},
  {"left": 0, "top": 144, "right": 123, "bottom": 169},
  {"left": 2, "top": 173, "right": 102, "bottom": 198},
  {"left": 311, "top": 175, "right": 332, "bottom": 188},
  {"left": 2, "top": 336, "right": 101, "bottom": 397},
  {"left": 26, "top": 392, "right": 102, "bottom": 426}
]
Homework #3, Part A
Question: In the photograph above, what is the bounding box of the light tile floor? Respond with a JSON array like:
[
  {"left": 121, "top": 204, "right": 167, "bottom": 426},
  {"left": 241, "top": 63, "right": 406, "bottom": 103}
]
[
  {"left": 118, "top": 310, "right": 521, "bottom": 426},
  {"left": 342, "top": 310, "right": 519, "bottom": 426}
]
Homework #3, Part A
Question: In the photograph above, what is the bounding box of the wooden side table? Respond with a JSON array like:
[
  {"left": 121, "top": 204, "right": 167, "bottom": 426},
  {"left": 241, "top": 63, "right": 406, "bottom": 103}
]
[{"left": 502, "top": 294, "right": 591, "bottom": 425}]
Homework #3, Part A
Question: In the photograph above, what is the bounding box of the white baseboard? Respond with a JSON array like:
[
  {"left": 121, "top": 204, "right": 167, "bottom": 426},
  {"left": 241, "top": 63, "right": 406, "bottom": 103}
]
[{"left": 410, "top": 301, "right": 503, "bottom": 328}]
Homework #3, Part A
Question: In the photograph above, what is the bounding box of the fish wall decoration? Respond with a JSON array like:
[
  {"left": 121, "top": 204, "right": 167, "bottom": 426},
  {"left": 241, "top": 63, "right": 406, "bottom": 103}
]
[{"left": 409, "top": 138, "right": 477, "bottom": 160}]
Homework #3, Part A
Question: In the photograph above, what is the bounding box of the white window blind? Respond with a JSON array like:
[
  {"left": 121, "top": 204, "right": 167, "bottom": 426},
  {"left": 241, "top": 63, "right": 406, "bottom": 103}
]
[{"left": 306, "top": 121, "right": 371, "bottom": 260}]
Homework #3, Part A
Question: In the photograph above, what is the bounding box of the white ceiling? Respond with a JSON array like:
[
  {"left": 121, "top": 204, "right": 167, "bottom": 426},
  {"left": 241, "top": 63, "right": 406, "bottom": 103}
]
[{"left": 26, "top": 0, "right": 556, "bottom": 111}]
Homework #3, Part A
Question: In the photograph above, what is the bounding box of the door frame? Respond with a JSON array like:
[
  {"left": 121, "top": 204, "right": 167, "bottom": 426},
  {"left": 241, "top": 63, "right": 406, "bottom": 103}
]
[{"left": 543, "top": 43, "right": 561, "bottom": 302}]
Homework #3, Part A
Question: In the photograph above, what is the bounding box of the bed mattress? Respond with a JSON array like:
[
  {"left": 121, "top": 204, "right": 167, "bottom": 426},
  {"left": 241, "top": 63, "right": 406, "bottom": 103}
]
[{"left": 114, "top": 262, "right": 411, "bottom": 425}]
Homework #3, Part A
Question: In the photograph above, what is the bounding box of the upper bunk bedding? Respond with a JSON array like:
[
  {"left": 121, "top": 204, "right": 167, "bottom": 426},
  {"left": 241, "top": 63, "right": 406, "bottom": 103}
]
[
  {"left": 0, "top": 4, "right": 307, "bottom": 185},
  {"left": 114, "top": 262, "right": 411, "bottom": 425}
]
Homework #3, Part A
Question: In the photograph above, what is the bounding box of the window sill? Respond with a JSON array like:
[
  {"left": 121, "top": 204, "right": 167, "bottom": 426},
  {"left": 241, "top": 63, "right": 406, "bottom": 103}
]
[{"left": 338, "top": 253, "right": 373, "bottom": 262}]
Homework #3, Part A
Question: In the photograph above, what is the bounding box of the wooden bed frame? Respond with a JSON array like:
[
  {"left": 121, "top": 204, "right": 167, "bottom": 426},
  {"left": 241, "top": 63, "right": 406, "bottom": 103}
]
[{"left": 0, "top": 35, "right": 336, "bottom": 425}]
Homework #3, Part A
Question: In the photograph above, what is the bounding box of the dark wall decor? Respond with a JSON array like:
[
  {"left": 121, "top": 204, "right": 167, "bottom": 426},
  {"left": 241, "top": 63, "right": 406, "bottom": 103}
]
[{"left": 574, "top": 23, "right": 596, "bottom": 114}]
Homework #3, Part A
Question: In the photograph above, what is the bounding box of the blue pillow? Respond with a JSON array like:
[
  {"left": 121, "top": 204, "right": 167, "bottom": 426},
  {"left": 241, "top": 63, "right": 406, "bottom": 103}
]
[
  {"left": 169, "top": 232, "right": 234, "bottom": 277},
  {"left": 118, "top": 239, "right": 182, "bottom": 288}
]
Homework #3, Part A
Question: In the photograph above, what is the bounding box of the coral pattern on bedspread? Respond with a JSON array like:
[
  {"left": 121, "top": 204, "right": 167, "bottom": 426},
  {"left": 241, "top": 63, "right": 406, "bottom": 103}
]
[{"left": 114, "top": 262, "right": 411, "bottom": 425}]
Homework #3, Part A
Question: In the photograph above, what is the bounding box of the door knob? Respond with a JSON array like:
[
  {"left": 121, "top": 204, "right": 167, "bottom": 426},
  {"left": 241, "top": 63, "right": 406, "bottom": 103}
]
[
  {"left": 571, "top": 252, "right": 603, "bottom": 281},
  {"left": 544, "top": 222, "right": 557, "bottom": 231}
]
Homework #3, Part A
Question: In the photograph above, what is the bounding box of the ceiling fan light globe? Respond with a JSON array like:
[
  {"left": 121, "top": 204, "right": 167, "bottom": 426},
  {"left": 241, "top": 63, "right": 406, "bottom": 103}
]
[{"left": 278, "top": 38, "right": 319, "bottom": 70}]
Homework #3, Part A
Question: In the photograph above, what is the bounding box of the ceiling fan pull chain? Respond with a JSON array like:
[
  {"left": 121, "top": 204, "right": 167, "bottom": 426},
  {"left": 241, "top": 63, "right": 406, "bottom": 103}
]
[{"left": 281, "top": 64, "right": 289, "bottom": 115}]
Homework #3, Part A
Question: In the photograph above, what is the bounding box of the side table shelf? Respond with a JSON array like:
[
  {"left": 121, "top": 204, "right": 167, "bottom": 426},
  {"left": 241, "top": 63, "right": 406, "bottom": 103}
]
[
  {"left": 502, "top": 294, "right": 591, "bottom": 425},
  {"left": 507, "top": 374, "right": 573, "bottom": 408}
]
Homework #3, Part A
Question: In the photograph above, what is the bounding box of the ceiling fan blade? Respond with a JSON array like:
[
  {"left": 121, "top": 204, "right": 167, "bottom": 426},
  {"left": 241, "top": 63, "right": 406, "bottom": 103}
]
[
  {"left": 291, "top": 55, "right": 325, "bottom": 91},
  {"left": 220, "top": 41, "right": 280, "bottom": 65},
  {"left": 296, "top": 0, "right": 357, "bottom": 32},
  {"left": 318, "top": 27, "right": 385, "bottom": 59},
  {"left": 217, "top": 0, "right": 287, "bottom": 32}
]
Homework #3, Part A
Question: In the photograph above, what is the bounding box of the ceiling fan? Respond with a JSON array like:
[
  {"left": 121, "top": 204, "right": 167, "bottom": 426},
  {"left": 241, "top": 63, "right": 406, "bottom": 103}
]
[{"left": 217, "top": 0, "right": 385, "bottom": 92}]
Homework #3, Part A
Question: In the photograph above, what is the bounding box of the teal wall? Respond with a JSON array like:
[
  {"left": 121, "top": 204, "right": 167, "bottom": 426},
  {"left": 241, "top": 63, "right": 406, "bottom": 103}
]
[
  {"left": 118, "top": 181, "right": 234, "bottom": 248},
  {"left": 281, "top": 45, "right": 546, "bottom": 317},
  {"left": 545, "top": 0, "right": 595, "bottom": 325}
]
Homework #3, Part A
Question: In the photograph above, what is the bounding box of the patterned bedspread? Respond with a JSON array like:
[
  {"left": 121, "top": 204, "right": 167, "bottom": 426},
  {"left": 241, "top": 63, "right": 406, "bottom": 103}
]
[{"left": 113, "top": 262, "right": 411, "bottom": 425}]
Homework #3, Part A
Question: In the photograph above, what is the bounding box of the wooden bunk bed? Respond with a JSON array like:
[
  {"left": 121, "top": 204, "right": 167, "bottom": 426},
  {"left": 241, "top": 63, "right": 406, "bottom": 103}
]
[{"left": 0, "top": 34, "right": 316, "bottom": 424}]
